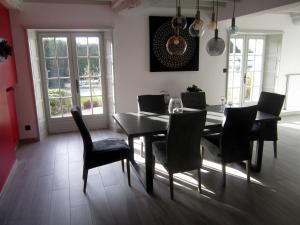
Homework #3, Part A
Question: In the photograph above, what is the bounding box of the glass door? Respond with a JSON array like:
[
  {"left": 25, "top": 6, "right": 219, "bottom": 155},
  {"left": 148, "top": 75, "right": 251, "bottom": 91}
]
[
  {"left": 38, "top": 32, "right": 108, "bottom": 133},
  {"left": 227, "top": 35, "right": 265, "bottom": 105}
]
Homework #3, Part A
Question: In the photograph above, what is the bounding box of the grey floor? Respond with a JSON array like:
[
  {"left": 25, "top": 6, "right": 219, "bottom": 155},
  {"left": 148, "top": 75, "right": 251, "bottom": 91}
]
[{"left": 1, "top": 116, "right": 300, "bottom": 225}]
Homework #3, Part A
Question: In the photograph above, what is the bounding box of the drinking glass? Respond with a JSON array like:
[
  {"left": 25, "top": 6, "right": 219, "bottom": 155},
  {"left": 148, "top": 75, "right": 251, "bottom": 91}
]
[
  {"left": 220, "top": 96, "right": 226, "bottom": 112},
  {"left": 168, "top": 97, "right": 183, "bottom": 114}
]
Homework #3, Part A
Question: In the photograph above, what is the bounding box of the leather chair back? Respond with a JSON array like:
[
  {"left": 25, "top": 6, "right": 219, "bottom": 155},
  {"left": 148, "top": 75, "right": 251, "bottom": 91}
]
[
  {"left": 138, "top": 95, "right": 166, "bottom": 113},
  {"left": 257, "top": 92, "right": 285, "bottom": 116},
  {"left": 181, "top": 92, "right": 206, "bottom": 109},
  {"left": 71, "top": 107, "right": 93, "bottom": 156},
  {"left": 221, "top": 106, "right": 257, "bottom": 163},
  {"left": 167, "top": 111, "right": 207, "bottom": 172}
]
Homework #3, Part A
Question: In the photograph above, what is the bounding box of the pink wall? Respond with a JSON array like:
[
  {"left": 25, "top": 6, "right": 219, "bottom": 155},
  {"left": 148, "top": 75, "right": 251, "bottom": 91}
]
[
  {"left": 0, "top": 3, "right": 19, "bottom": 191},
  {"left": 9, "top": 0, "right": 300, "bottom": 140},
  {"left": 9, "top": 3, "right": 116, "bottom": 139}
]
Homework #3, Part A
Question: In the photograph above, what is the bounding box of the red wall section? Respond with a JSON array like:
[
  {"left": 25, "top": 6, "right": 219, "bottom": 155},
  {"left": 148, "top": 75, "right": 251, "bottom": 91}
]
[{"left": 0, "top": 3, "right": 19, "bottom": 191}]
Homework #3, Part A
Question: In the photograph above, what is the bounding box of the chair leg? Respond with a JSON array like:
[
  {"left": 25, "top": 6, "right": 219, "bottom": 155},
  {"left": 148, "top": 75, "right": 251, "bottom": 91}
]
[
  {"left": 200, "top": 146, "right": 205, "bottom": 165},
  {"left": 121, "top": 159, "right": 124, "bottom": 172},
  {"left": 152, "top": 154, "right": 155, "bottom": 179},
  {"left": 273, "top": 141, "right": 277, "bottom": 158},
  {"left": 83, "top": 168, "right": 88, "bottom": 193},
  {"left": 169, "top": 171, "right": 174, "bottom": 200},
  {"left": 126, "top": 159, "right": 131, "bottom": 187},
  {"left": 197, "top": 167, "right": 202, "bottom": 193},
  {"left": 222, "top": 164, "right": 226, "bottom": 188},
  {"left": 246, "top": 160, "right": 251, "bottom": 183}
]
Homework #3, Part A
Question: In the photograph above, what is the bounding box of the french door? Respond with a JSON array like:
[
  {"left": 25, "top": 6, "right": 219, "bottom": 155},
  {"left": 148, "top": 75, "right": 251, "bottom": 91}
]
[
  {"left": 38, "top": 32, "right": 108, "bottom": 133},
  {"left": 227, "top": 35, "right": 265, "bottom": 105}
]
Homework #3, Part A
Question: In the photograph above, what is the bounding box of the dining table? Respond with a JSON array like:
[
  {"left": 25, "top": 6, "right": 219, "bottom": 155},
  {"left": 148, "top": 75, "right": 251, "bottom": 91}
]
[{"left": 113, "top": 105, "right": 280, "bottom": 193}]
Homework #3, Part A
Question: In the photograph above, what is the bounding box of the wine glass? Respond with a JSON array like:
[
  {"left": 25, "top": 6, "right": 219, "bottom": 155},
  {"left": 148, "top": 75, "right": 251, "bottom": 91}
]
[
  {"left": 168, "top": 97, "right": 183, "bottom": 114},
  {"left": 220, "top": 96, "right": 226, "bottom": 112}
]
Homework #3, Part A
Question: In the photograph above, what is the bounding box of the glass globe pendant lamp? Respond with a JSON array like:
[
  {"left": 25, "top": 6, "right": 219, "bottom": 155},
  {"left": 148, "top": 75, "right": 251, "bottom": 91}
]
[
  {"left": 171, "top": 0, "right": 187, "bottom": 30},
  {"left": 166, "top": 27, "right": 187, "bottom": 56},
  {"left": 206, "top": 29, "right": 225, "bottom": 56},
  {"left": 207, "top": 0, "right": 217, "bottom": 30},
  {"left": 189, "top": 0, "right": 205, "bottom": 37},
  {"left": 228, "top": 0, "right": 238, "bottom": 35},
  {"left": 206, "top": 0, "right": 226, "bottom": 56}
]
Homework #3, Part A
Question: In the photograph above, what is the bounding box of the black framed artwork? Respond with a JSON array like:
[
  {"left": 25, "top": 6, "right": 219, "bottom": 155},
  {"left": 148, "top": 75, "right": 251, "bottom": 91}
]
[{"left": 149, "top": 16, "right": 199, "bottom": 72}]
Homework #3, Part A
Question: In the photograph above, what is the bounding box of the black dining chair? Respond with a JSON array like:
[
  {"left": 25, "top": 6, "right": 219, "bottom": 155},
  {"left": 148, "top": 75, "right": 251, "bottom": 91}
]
[
  {"left": 251, "top": 91, "right": 285, "bottom": 158},
  {"left": 71, "top": 106, "right": 131, "bottom": 193},
  {"left": 201, "top": 106, "right": 257, "bottom": 187},
  {"left": 152, "top": 111, "right": 207, "bottom": 200},
  {"left": 181, "top": 92, "right": 206, "bottom": 109},
  {"left": 138, "top": 94, "right": 167, "bottom": 154}
]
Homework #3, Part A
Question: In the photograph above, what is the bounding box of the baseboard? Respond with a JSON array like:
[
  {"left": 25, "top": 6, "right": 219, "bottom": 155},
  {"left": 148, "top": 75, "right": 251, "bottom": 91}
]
[
  {"left": 18, "top": 137, "right": 39, "bottom": 145},
  {"left": 0, "top": 161, "right": 18, "bottom": 201}
]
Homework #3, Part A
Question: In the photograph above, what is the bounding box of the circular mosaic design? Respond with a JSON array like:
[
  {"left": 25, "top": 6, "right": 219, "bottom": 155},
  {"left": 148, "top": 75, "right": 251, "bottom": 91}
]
[{"left": 153, "top": 21, "right": 196, "bottom": 69}]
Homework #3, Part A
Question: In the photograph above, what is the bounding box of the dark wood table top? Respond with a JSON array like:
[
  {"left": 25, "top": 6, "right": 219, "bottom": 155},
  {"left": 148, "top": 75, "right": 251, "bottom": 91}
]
[{"left": 113, "top": 105, "right": 281, "bottom": 137}]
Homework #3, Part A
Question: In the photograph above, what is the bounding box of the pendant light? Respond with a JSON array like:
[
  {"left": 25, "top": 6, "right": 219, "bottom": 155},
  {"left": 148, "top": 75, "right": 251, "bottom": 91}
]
[
  {"left": 189, "top": 0, "right": 205, "bottom": 37},
  {"left": 207, "top": 0, "right": 217, "bottom": 30},
  {"left": 206, "top": 0, "right": 226, "bottom": 56},
  {"left": 167, "top": 0, "right": 187, "bottom": 56},
  {"left": 166, "top": 27, "right": 187, "bottom": 56},
  {"left": 228, "top": 0, "right": 238, "bottom": 35},
  {"left": 171, "top": 0, "right": 187, "bottom": 30}
]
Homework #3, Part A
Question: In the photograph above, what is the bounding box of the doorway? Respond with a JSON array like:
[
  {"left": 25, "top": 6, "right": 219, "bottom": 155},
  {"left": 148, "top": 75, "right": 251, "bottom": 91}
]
[
  {"left": 38, "top": 32, "right": 108, "bottom": 133},
  {"left": 227, "top": 35, "right": 266, "bottom": 105}
]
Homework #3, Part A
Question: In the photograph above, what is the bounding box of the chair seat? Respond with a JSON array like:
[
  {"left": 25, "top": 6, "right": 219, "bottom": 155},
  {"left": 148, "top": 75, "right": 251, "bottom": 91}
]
[
  {"left": 93, "top": 138, "right": 130, "bottom": 152},
  {"left": 152, "top": 140, "right": 168, "bottom": 167}
]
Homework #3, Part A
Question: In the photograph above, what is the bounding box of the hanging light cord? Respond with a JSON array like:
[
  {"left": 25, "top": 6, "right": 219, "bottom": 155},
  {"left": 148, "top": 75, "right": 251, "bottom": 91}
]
[
  {"left": 233, "top": 0, "right": 236, "bottom": 18},
  {"left": 216, "top": 0, "right": 219, "bottom": 29},
  {"left": 197, "top": 0, "right": 199, "bottom": 11}
]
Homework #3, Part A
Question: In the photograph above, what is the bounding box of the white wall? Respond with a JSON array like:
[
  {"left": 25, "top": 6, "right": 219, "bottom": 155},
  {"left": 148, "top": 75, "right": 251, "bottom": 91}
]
[
  {"left": 10, "top": 3, "right": 227, "bottom": 139},
  {"left": 10, "top": 2, "right": 300, "bottom": 139},
  {"left": 113, "top": 15, "right": 227, "bottom": 112}
]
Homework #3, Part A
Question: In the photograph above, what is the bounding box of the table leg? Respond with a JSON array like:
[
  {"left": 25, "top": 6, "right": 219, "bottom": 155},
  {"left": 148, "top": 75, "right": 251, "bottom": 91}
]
[
  {"left": 251, "top": 138, "right": 264, "bottom": 172},
  {"left": 144, "top": 135, "right": 153, "bottom": 193},
  {"left": 128, "top": 136, "right": 134, "bottom": 162}
]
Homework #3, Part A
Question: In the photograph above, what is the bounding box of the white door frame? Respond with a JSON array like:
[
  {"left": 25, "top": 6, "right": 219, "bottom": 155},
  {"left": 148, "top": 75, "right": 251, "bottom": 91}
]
[
  {"left": 226, "top": 34, "right": 266, "bottom": 105},
  {"left": 38, "top": 31, "right": 108, "bottom": 133}
]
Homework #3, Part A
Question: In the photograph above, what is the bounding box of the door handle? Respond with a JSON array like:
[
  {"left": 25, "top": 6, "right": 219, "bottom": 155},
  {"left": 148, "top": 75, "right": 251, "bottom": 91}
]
[
  {"left": 76, "top": 79, "right": 79, "bottom": 93},
  {"left": 243, "top": 73, "right": 247, "bottom": 84}
]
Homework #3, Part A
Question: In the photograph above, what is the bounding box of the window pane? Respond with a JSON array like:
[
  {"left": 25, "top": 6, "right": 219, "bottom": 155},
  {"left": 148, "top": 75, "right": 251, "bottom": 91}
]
[
  {"left": 228, "top": 73, "right": 233, "bottom": 88},
  {"left": 59, "top": 78, "right": 72, "bottom": 97},
  {"left": 252, "top": 87, "right": 260, "bottom": 101},
  {"left": 229, "top": 39, "right": 235, "bottom": 54},
  {"left": 49, "top": 98, "right": 62, "bottom": 118},
  {"left": 81, "top": 96, "right": 92, "bottom": 115},
  {"left": 62, "top": 98, "right": 72, "bottom": 117},
  {"left": 88, "top": 37, "right": 100, "bottom": 56},
  {"left": 248, "top": 39, "right": 256, "bottom": 55},
  {"left": 247, "top": 56, "right": 254, "bottom": 72},
  {"left": 234, "top": 56, "right": 242, "bottom": 72},
  {"left": 235, "top": 39, "right": 243, "bottom": 54},
  {"left": 245, "top": 86, "right": 251, "bottom": 102},
  {"left": 89, "top": 58, "right": 100, "bottom": 76},
  {"left": 48, "top": 79, "right": 59, "bottom": 95},
  {"left": 76, "top": 37, "right": 88, "bottom": 56},
  {"left": 256, "top": 39, "right": 264, "bottom": 55},
  {"left": 79, "top": 78, "right": 91, "bottom": 97},
  {"left": 232, "top": 88, "right": 240, "bottom": 104},
  {"left": 45, "top": 59, "right": 58, "bottom": 78},
  {"left": 56, "top": 38, "right": 68, "bottom": 57},
  {"left": 91, "top": 77, "right": 102, "bottom": 95},
  {"left": 254, "top": 56, "right": 263, "bottom": 72},
  {"left": 254, "top": 72, "right": 261, "bottom": 86},
  {"left": 78, "top": 58, "right": 88, "bottom": 77},
  {"left": 43, "top": 38, "right": 56, "bottom": 57},
  {"left": 92, "top": 96, "right": 103, "bottom": 114},
  {"left": 58, "top": 59, "right": 69, "bottom": 77},
  {"left": 233, "top": 73, "right": 241, "bottom": 87}
]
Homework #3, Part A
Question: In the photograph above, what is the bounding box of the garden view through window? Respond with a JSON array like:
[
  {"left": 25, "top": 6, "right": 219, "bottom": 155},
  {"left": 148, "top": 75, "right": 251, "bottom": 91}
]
[{"left": 41, "top": 34, "right": 104, "bottom": 118}]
